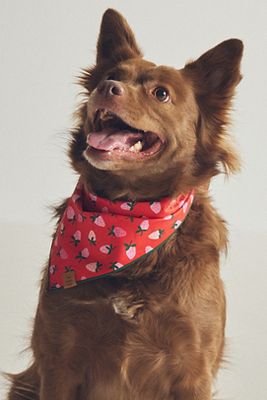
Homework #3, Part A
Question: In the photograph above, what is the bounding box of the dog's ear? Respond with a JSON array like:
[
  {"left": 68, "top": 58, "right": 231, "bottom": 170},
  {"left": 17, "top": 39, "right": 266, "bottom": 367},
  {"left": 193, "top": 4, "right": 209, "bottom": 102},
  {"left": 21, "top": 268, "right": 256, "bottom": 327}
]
[
  {"left": 184, "top": 39, "right": 243, "bottom": 101},
  {"left": 184, "top": 39, "right": 243, "bottom": 175},
  {"left": 96, "top": 9, "right": 142, "bottom": 64}
]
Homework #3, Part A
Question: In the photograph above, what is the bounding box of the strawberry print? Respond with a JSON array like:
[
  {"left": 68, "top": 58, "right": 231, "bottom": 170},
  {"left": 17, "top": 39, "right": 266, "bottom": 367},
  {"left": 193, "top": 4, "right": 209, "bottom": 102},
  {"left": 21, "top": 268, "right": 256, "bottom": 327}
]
[
  {"left": 136, "top": 219, "right": 149, "bottom": 234},
  {"left": 77, "top": 213, "right": 86, "bottom": 222},
  {"left": 72, "top": 193, "right": 80, "bottom": 202},
  {"left": 76, "top": 248, "right": 89, "bottom": 260},
  {"left": 110, "top": 261, "right": 124, "bottom": 271},
  {"left": 121, "top": 201, "right": 136, "bottom": 211},
  {"left": 100, "top": 244, "right": 114, "bottom": 255},
  {"left": 108, "top": 225, "right": 127, "bottom": 237},
  {"left": 182, "top": 203, "right": 188, "bottom": 213},
  {"left": 166, "top": 199, "right": 179, "bottom": 212},
  {"left": 60, "top": 223, "right": 65, "bottom": 236},
  {"left": 124, "top": 242, "right": 136, "bottom": 259},
  {"left": 49, "top": 265, "right": 57, "bottom": 274},
  {"left": 86, "top": 261, "right": 102, "bottom": 272},
  {"left": 81, "top": 248, "right": 89, "bottom": 258},
  {"left": 145, "top": 246, "right": 153, "bottom": 253},
  {"left": 57, "top": 248, "right": 68, "bottom": 259},
  {"left": 178, "top": 196, "right": 186, "bottom": 208},
  {"left": 163, "top": 214, "right": 173, "bottom": 220},
  {"left": 67, "top": 206, "right": 75, "bottom": 222},
  {"left": 178, "top": 197, "right": 189, "bottom": 213},
  {"left": 148, "top": 229, "right": 164, "bottom": 240},
  {"left": 91, "top": 214, "right": 106, "bottom": 227},
  {"left": 48, "top": 181, "right": 194, "bottom": 290},
  {"left": 173, "top": 220, "right": 182, "bottom": 229},
  {"left": 51, "top": 283, "right": 62, "bottom": 289},
  {"left": 89, "top": 193, "right": 97, "bottom": 202},
  {"left": 71, "top": 230, "right": 81, "bottom": 246},
  {"left": 150, "top": 202, "right": 161, "bottom": 214},
  {"left": 88, "top": 230, "right": 96, "bottom": 245}
]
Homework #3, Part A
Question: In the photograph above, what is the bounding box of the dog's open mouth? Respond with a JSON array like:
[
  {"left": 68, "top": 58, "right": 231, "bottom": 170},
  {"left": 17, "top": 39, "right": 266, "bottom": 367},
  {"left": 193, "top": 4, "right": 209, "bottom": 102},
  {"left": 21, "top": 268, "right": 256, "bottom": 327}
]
[{"left": 86, "top": 109, "right": 164, "bottom": 160}]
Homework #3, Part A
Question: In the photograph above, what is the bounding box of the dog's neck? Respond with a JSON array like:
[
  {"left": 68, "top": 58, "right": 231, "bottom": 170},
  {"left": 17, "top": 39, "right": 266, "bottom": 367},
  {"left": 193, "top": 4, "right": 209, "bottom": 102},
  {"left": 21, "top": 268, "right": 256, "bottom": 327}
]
[
  {"left": 82, "top": 167, "right": 209, "bottom": 202},
  {"left": 84, "top": 175, "right": 209, "bottom": 202}
]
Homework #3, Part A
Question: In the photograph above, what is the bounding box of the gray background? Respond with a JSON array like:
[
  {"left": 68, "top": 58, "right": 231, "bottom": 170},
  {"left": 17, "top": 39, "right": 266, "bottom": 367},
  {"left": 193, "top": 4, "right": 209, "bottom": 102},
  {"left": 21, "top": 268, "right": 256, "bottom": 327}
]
[{"left": 1, "top": 0, "right": 267, "bottom": 398}]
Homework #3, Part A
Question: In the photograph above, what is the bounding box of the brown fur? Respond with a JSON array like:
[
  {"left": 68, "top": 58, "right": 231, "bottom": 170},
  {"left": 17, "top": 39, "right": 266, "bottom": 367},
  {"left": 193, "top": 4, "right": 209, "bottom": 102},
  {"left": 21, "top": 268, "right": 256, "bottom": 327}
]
[{"left": 7, "top": 9, "right": 243, "bottom": 400}]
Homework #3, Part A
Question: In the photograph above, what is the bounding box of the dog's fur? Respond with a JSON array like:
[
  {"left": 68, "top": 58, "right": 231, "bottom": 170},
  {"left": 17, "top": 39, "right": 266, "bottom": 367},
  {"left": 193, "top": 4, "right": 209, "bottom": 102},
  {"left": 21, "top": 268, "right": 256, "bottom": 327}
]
[{"left": 7, "top": 9, "right": 243, "bottom": 400}]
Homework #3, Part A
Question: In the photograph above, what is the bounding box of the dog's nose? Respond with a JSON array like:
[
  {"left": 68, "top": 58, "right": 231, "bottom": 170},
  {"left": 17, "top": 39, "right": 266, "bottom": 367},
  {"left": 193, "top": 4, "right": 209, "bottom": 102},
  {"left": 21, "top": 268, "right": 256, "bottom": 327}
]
[{"left": 97, "top": 80, "right": 125, "bottom": 97}]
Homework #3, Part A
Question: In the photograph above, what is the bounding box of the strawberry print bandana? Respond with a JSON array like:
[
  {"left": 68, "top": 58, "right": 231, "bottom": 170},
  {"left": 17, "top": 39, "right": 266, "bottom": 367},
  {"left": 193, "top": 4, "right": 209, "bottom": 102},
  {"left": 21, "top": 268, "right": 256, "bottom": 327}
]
[{"left": 48, "top": 182, "right": 194, "bottom": 290}]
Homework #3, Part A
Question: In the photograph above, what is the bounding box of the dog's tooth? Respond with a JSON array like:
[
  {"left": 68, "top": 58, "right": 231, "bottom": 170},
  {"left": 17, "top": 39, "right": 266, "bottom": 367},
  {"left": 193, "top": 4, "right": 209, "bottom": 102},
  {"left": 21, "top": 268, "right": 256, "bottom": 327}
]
[
  {"left": 130, "top": 141, "right": 143, "bottom": 152},
  {"left": 135, "top": 141, "right": 143, "bottom": 151}
]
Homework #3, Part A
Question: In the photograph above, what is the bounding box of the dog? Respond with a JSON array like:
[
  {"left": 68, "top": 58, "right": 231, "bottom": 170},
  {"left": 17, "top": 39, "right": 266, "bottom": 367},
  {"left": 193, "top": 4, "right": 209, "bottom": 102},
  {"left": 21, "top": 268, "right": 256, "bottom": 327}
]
[{"left": 7, "top": 8, "right": 243, "bottom": 400}]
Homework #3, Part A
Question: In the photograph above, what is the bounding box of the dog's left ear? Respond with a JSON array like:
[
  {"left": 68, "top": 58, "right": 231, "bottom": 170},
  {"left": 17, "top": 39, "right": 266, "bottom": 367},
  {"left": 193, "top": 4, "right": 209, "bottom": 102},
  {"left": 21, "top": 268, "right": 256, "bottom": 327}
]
[
  {"left": 184, "top": 39, "right": 243, "bottom": 102},
  {"left": 184, "top": 39, "right": 243, "bottom": 175},
  {"left": 96, "top": 9, "right": 142, "bottom": 64}
]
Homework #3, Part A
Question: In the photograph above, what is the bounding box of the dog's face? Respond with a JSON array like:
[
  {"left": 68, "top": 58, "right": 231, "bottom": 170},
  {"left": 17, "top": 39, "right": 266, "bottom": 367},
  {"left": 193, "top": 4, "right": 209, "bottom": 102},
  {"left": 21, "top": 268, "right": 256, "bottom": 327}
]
[
  {"left": 70, "top": 9, "right": 243, "bottom": 200},
  {"left": 84, "top": 59, "right": 198, "bottom": 174}
]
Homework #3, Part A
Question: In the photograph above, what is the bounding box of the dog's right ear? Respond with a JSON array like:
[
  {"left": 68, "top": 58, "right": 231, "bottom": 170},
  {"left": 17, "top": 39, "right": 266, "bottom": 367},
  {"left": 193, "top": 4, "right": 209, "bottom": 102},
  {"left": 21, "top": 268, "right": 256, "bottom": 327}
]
[{"left": 96, "top": 9, "right": 142, "bottom": 64}]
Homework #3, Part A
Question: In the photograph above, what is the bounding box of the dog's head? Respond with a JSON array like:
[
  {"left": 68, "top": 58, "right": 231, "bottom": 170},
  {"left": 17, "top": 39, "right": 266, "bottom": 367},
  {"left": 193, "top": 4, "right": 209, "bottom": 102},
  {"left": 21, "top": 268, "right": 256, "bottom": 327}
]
[{"left": 70, "top": 9, "right": 243, "bottom": 200}]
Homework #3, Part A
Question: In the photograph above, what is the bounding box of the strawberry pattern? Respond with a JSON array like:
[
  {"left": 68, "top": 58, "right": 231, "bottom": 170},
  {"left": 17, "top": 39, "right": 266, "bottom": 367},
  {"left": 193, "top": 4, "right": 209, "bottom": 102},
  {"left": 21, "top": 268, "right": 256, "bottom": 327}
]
[
  {"left": 136, "top": 220, "right": 149, "bottom": 235},
  {"left": 150, "top": 201, "right": 161, "bottom": 214},
  {"left": 86, "top": 261, "right": 102, "bottom": 272},
  {"left": 124, "top": 242, "right": 136, "bottom": 260},
  {"left": 67, "top": 206, "right": 76, "bottom": 223},
  {"left": 100, "top": 244, "right": 115, "bottom": 254},
  {"left": 48, "top": 182, "right": 194, "bottom": 290},
  {"left": 71, "top": 230, "right": 81, "bottom": 246},
  {"left": 108, "top": 225, "right": 127, "bottom": 237},
  {"left": 88, "top": 230, "right": 97, "bottom": 245},
  {"left": 148, "top": 229, "right": 165, "bottom": 240}
]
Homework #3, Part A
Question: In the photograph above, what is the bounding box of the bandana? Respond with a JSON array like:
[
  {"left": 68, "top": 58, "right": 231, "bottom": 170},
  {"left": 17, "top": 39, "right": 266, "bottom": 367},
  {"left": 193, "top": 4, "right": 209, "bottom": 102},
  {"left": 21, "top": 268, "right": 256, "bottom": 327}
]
[{"left": 48, "top": 182, "right": 194, "bottom": 290}]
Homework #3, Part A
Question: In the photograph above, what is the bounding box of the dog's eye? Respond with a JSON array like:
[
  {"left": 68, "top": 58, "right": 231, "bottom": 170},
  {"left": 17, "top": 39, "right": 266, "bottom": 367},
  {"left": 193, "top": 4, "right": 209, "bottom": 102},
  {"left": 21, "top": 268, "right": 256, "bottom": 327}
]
[
  {"left": 106, "top": 74, "right": 115, "bottom": 81},
  {"left": 153, "top": 87, "right": 170, "bottom": 102}
]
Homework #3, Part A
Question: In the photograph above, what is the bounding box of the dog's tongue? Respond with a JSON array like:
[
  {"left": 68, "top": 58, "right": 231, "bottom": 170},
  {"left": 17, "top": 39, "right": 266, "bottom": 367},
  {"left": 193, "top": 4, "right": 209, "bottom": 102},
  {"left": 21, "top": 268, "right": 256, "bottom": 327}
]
[{"left": 87, "top": 129, "right": 143, "bottom": 151}]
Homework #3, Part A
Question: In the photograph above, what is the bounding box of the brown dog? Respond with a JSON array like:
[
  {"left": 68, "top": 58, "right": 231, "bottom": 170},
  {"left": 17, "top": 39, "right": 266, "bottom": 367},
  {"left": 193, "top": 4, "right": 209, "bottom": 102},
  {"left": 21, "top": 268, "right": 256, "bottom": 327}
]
[{"left": 7, "top": 8, "right": 243, "bottom": 400}]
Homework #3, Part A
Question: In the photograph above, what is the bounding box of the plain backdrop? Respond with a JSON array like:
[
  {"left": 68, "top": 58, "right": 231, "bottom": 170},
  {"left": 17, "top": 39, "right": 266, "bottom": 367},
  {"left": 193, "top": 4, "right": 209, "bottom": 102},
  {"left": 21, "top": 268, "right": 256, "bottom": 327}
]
[{"left": 1, "top": 1, "right": 267, "bottom": 399}]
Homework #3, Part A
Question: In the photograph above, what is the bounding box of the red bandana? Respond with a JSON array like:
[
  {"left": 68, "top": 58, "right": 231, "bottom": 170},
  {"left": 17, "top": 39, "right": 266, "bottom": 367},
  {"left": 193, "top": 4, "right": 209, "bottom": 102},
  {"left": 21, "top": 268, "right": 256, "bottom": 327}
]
[{"left": 48, "top": 182, "right": 194, "bottom": 290}]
